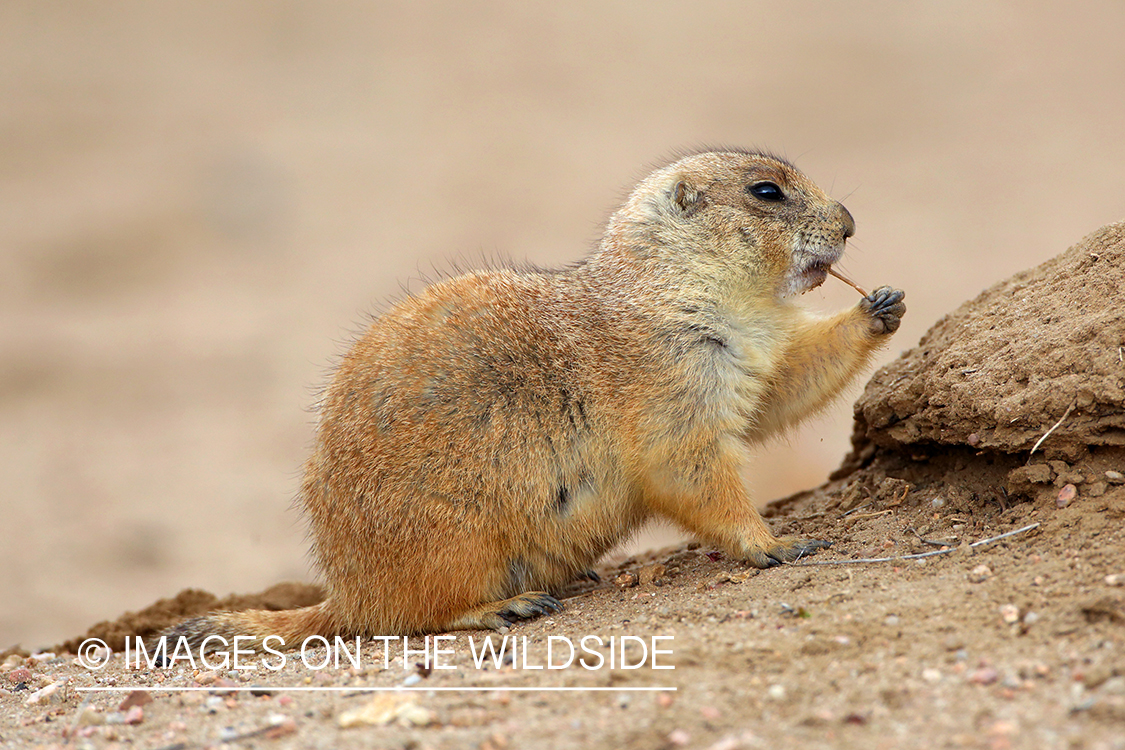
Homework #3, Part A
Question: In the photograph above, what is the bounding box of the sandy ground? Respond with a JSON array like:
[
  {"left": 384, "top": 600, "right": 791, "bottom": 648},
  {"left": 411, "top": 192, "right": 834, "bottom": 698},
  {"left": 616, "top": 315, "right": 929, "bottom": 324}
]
[{"left": 1, "top": 2, "right": 1125, "bottom": 747}]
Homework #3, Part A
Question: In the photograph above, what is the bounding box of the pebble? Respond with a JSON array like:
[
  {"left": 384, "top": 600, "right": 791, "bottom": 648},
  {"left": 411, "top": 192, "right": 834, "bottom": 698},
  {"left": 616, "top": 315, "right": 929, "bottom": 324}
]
[
  {"left": 195, "top": 670, "right": 219, "bottom": 685},
  {"left": 967, "top": 564, "right": 992, "bottom": 583},
  {"left": 123, "top": 705, "right": 144, "bottom": 725},
  {"left": 1105, "top": 574, "right": 1125, "bottom": 586},
  {"left": 180, "top": 691, "right": 205, "bottom": 706},
  {"left": 614, "top": 572, "right": 639, "bottom": 589},
  {"left": 638, "top": 563, "right": 668, "bottom": 586},
  {"left": 264, "top": 713, "right": 298, "bottom": 738},
  {"left": 667, "top": 729, "right": 691, "bottom": 746},
  {"left": 1102, "top": 676, "right": 1125, "bottom": 695},
  {"left": 23, "top": 679, "right": 64, "bottom": 705},
  {"left": 204, "top": 695, "right": 225, "bottom": 713},
  {"left": 76, "top": 706, "right": 105, "bottom": 726},
  {"left": 337, "top": 694, "right": 436, "bottom": 728},
  {"left": 699, "top": 705, "right": 721, "bottom": 720},
  {"left": 988, "top": 720, "right": 1018, "bottom": 737},
  {"left": 967, "top": 433, "right": 980, "bottom": 446},
  {"left": 1056, "top": 484, "right": 1077, "bottom": 508},
  {"left": 999, "top": 604, "right": 1021, "bottom": 625},
  {"left": 969, "top": 667, "right": 999, "bottom": 685},
  {"left": 1105, "top": 470, "right": 1124, "bottom": 484},
  {"left": 8, "top": 667, "right": 31, "bottom": 683},
  {"left": 398, "top": 702, "right": 437, "bottom": 727},
  {"left": 29, "top": 652, "right": 55, "bottom": 662},
  {"left": 922, "top": 668, "right": 942, "bottom": 683},
  {"left": 766, "top": 684, "right": 787, "bottom": 701},
  {"left": 118, "top": 689, "right": 152, "bottom": 711}
]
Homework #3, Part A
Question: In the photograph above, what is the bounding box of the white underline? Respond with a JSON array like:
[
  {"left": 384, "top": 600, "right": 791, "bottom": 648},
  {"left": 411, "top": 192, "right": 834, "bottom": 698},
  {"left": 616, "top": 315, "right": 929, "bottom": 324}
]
[{"left": 75, "top": 686, "right": 676, "bottom": 693}]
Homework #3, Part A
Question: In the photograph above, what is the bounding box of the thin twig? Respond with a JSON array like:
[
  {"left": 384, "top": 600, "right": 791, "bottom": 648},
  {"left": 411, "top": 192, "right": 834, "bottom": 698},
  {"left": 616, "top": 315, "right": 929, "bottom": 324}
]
[
  {"left": 844, "top": 509, "right": 894, "bottom": 523},
  {"left": 827, "top": 267, "right": 868, "bottom": 297},
  {"left": 794, "top": 523, "right": 1040, "bottom": 566},
  {"left": 906, "top": 527, "right": 952, "bottom": 548},
  {"left": 1028, "top": 402, "right": 1075, "bottom": 460},
  {"left": 839, "top": 502, "right": 873, "bottom": 518}
]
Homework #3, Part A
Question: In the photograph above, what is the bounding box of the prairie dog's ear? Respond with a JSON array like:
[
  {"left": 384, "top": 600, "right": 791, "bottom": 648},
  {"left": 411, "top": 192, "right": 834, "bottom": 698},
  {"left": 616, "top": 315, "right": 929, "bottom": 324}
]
[{"left": 670, "top": 179, "right": 705, "bottom": 217}]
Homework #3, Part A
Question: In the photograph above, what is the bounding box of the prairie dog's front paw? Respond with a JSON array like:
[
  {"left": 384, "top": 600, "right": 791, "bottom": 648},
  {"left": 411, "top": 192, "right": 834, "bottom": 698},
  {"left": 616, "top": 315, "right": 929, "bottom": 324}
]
[{"left": 860, "top": 286, "right": 906, "bottom": 335}]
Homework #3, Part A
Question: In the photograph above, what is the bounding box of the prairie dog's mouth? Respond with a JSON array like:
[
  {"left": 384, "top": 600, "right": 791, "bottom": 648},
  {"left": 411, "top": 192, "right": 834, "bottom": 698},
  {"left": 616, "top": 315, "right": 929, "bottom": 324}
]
[{"left": 782, "top": 243, "right": 846, "bottom": 298}]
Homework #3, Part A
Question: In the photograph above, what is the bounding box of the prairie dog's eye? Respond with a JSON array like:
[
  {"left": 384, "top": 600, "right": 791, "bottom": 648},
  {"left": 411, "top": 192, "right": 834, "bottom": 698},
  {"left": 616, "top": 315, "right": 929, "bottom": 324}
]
[{"left": 748, "top": 181, "right": 784, "bottom": 202}]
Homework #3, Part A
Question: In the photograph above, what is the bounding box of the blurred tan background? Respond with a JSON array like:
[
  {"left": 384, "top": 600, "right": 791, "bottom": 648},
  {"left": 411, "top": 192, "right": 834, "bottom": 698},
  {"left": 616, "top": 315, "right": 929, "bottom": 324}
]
[{"left": 2, "top": 1, "right": 1123, "bottom": 650}]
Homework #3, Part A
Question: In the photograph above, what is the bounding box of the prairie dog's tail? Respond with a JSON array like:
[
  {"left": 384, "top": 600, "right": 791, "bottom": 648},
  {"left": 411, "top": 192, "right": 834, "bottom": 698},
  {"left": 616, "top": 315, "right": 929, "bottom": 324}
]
[{"left": 158, "top": 600, "right": 339, "bottom": 654}]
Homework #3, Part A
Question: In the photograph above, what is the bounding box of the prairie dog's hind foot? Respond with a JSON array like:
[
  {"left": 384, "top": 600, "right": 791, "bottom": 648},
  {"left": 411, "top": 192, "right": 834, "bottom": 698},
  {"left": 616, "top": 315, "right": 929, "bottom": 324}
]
[
  {"left": 744, "top": 536, "right": 831, "bottom": 569},
  {"left": 446, "top": 592, "right": 564, "bottom": 632}
]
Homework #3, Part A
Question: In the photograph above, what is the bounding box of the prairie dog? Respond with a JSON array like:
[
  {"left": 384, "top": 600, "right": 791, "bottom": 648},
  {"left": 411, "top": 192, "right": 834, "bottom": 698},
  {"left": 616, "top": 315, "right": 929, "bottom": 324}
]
[{"left": 167, "top": 149, "right": 905, "bottom": 646}]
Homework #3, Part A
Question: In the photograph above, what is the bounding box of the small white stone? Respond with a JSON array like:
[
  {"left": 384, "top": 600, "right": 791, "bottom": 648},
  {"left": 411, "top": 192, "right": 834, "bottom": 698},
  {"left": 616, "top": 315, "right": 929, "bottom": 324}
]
[
  {"left": 23, "top": 679, "right": 63, "bottom": 705},
  {"left": 967, "top": 564, "right": 992, "bottom": 583},
  {"left": 396, "top": 703, "right": 436, "bottom": 727},
  {"left": 999, "top": 604, "right": 1020, "bottom": 625},
  {"left": 76, "top": 706, "right": 104, "bottom": 726},
  {"left": 766, "top": 684, "right": 787, "bottom": 701}
]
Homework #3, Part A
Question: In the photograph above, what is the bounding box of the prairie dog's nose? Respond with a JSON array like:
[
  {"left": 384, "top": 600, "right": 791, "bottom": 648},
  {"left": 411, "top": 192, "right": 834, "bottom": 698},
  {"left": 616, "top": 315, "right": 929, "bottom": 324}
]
[{"left": 839, "top": 204, "right": 856, "bottom": 239}]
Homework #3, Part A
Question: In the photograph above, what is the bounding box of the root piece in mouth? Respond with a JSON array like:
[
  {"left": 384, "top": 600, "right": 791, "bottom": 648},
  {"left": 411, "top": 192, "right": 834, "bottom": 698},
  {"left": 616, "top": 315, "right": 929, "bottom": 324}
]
[{"left": 827, "top": 267, "right": 869, "bottom": 297}]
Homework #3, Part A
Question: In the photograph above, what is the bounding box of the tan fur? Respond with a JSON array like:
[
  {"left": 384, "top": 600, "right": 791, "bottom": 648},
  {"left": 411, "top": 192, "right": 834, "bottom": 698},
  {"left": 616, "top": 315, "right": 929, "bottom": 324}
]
[{"left": 163, "top": 149, "right": 905, "bottom": 649}]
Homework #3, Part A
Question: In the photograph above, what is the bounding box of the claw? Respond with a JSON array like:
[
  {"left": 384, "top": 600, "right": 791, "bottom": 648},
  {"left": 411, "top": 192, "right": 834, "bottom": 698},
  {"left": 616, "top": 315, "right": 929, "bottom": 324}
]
[{"left": 746, "top": 537, "right": 832, "bottom": 568}]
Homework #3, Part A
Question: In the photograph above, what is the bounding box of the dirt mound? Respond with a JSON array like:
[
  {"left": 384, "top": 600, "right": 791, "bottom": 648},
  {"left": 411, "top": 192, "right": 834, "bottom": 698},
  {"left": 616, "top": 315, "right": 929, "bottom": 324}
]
[
  {"left": 850, "top": 220, "right": 1125, "bottom": 461},
  {"left": 54, "top": 582, "right": 324, "bottom": 654}
]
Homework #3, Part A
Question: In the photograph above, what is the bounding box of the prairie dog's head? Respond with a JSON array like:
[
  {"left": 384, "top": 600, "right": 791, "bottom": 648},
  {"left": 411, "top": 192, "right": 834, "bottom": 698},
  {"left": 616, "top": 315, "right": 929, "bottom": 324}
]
[{"left": 609, "top": 150, "right": 855, "bottom": 300}]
